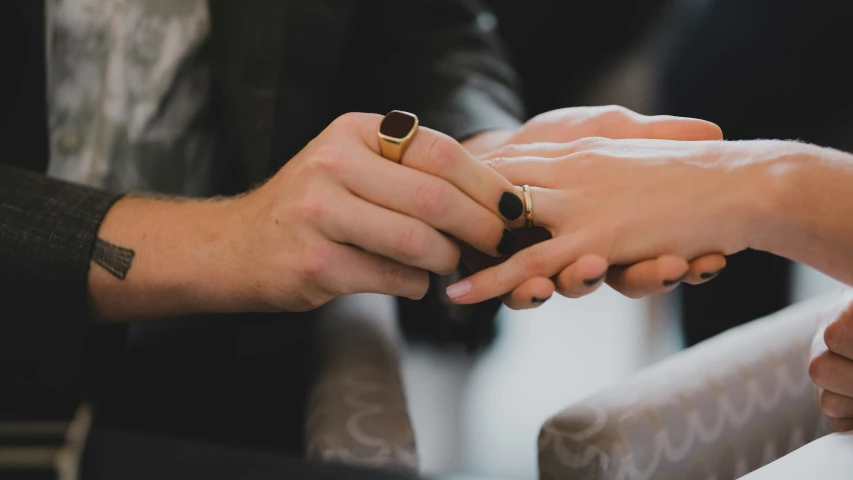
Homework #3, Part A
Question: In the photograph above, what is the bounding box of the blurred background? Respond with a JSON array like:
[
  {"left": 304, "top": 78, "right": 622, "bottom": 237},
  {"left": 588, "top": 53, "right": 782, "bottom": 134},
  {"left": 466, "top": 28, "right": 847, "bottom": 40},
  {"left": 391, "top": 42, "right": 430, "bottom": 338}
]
[
  {"left": 401, "top": 0, "right": 853, "bottom": 477},
  {"left": 7, "top": 0, "right": 852, "bottom": 478}
]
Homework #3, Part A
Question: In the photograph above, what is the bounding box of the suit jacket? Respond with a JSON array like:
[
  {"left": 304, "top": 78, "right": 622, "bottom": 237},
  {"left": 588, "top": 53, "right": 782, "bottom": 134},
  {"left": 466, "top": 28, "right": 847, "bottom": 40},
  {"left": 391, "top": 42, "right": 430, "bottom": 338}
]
[{"left": 0, "top": 0, "right": 523, "bottom": 432}]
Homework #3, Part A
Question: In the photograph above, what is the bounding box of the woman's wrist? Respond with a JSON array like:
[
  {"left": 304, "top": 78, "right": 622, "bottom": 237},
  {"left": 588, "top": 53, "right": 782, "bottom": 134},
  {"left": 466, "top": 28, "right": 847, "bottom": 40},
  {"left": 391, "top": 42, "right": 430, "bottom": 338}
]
[{"left": 741, "top": 141, "right": 829, "bottom": 256}]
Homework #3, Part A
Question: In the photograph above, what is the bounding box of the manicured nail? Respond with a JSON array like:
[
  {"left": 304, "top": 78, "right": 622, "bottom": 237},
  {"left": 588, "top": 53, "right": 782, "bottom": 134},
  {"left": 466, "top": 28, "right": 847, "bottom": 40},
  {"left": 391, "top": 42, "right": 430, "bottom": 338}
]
[
  {"left": 583, "top": 274, "right": 606, "bottom": 287},
  {"left": 662, "top": 274, "right": 688, "bottom": 288},
  {"left": 700, "top": 269, "right": 723, "bottom": 280},
  {"left": 499, "top": 192, "right": 523, "bottom": 220},
  {"left": 446, "top": 280, "right": 471, "bottom": 300},
  {"left": 497, "top": 229, "right": 517, "bottom": 256},
  {"left": 532, "top": 296, "right": 551, "bottom": 305}
]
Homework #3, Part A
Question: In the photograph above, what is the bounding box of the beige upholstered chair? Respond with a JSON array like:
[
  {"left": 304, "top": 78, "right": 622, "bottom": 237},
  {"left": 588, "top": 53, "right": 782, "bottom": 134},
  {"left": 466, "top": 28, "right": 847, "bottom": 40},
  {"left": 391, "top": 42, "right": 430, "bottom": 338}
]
[
  {"left": 305, "top": 294, "right": 418, "bottom": 472},
  {"left": 538, "top": 291, "right": 846, "bottom": 480}
]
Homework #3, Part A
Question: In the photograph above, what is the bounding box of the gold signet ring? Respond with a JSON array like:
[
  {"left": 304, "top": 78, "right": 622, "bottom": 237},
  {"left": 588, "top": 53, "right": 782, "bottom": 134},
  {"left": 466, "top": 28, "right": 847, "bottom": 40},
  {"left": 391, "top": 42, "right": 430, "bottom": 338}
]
[
  {"left": 522, "top": 185, "right": 534, "bottom": 227},
  {"left": 378, "top": 110, "right": 419, "bottom": 163}
]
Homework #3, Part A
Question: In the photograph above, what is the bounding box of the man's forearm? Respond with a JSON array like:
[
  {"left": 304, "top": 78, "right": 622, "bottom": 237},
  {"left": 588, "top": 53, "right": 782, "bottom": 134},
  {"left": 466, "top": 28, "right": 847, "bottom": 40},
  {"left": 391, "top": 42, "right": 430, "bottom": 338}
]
[{"left": 89, "top": 196, "right": 245, "bottom": 322}]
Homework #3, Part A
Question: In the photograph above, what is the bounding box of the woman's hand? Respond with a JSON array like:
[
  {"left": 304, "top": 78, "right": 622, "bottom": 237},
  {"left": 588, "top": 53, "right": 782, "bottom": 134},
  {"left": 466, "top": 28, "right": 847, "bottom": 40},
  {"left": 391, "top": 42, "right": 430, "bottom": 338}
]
[
  {"left": 463, "top": 105, "right": 725, "bottom": 157},
  {"left": 445, "top": 138, "right": 786, "bottom": 305},
  {"left": 811, "top": 290, "right": 853, "bottom": 432},
  {"left": 461, "top": 106, "right": 728, "bottom": 308},
  {"left": 502, "top": 104, "right": 725, "bottom": 146}
]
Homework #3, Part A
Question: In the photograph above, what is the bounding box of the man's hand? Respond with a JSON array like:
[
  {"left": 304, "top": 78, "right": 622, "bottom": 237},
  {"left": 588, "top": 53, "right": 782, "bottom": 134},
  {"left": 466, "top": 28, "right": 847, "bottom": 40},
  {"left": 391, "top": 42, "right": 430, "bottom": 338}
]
[
  {"left": 810, "top": 292, "right": 853, "bottom": 432},
  {"left": 90, "top": 113, "right": 523, "bottom": 320}
]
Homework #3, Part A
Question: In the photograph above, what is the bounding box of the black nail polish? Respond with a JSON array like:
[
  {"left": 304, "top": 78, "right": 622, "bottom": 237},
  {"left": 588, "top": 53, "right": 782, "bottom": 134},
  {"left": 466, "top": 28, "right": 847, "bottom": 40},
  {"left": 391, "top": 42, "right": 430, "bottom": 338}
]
[
  {"left": 532, "top": 295, "right": 551, "bottom": 305},
  {"left": 663, "top": 274, "right": 688, "bottom": 287},
  {"left": 499, "top": 192, "right": 523, "bottom": 220},
  {"left": 583, "top": 274, "right": 606, "bottom": 287},
  {"left": 700, "top": 268, "right": 724, "bottom": 280},
  {"left": 497, "top": 229, "right": 517, "bottom": 256}
]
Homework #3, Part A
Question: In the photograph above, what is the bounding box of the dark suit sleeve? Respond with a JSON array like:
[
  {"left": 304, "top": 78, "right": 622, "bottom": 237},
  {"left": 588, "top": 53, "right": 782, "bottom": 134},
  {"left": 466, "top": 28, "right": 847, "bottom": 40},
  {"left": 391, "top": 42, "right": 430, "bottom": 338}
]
[
  {"left": 378, "top": 0, "right": 526, "bottom": 140},
  {"left": 348, "top": 1, "right": 522, "bottom": 349},
  {"left": 0, "top": 164, "right": 121, "bottom": 417}
]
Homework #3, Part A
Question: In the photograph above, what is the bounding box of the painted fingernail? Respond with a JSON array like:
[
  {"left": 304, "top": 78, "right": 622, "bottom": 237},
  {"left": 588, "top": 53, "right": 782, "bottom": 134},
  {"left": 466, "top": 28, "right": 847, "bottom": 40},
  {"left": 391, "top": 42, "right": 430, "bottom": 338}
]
[
  {"left": 583, "top": 274, "right": 606, "bottom": 287},
  {"left": 532, "top": 295, "right": 551, "bottom": 305},
  {"left": 662, "top": 274, "right": 688, "bottom": 288},
  {"left": 700, "top": 269, "right": 724, "bottom": 280},
  {"left": 499, "top": 192, "right": 523, "bottom": 220},
  {"left": 497, "top": 229, "right": 517, "bottom": 256},
  {"left": 446, "top": 280, "right": 471, "bottom": 300}
]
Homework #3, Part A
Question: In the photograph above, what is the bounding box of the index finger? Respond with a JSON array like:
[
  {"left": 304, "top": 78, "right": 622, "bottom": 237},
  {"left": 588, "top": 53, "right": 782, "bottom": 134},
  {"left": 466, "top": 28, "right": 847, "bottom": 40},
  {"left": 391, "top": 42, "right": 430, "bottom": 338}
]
[
  {"left": 338, "top": 112, "right": 526, "bottom": 223},
  {"left": 446, "top": 235, "right": 583, "bottom": 304}
]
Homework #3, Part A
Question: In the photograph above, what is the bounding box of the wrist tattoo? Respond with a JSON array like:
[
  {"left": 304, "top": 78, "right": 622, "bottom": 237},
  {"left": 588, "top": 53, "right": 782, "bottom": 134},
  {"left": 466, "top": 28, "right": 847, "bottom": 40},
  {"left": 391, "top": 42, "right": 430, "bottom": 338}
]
[{"left": 92, "top": 237, "right": 135, "bottom": 280}]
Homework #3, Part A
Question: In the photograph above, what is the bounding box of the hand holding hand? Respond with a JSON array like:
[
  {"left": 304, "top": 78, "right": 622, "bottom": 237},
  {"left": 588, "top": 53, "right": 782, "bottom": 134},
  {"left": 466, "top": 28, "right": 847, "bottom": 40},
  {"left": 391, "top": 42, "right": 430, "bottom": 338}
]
[
  {"left": 462, "top": 106, "right": 728, "bottom": 308},
  {"left": 447, "top": 138, "right": 787, "bottom": 305},
  {"left": 223, "top": 112, "right": 523, "bottom": 312}
]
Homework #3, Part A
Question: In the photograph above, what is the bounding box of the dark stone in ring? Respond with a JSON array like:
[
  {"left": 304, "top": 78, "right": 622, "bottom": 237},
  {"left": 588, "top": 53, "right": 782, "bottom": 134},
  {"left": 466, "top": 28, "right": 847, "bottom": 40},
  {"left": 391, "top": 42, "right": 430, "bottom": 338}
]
[{"left": 380, "top": 111, "right": 417, "bottom": 139}]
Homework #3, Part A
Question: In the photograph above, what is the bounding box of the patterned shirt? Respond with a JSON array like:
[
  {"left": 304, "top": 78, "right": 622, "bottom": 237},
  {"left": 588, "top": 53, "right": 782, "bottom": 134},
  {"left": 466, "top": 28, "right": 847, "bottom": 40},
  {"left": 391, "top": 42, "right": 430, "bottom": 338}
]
[{"left": 44, "top": 0, "right": 218, "bottom": 196}]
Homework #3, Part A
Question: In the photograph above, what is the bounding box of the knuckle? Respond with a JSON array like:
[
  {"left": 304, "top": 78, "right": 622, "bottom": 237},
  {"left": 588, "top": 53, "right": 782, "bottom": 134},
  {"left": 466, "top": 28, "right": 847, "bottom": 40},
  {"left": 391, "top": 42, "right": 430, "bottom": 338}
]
[
  {"left": 809, "top": 355, "right": 831, "bottom": 386},
  {"left": 481, "top": 156, "right": 511, "bottom": 175},
  {"left": 567, "top": 136, "right": 608, "bottom": 153},
  {"left": 293, "top": 196, "right": 328, "bottom": 223},
  {"left": 492, "top": 143, "right": 525, "bottom": 159},
  {"left": 599, "top": 104, "right": 633, "bottom": 121},
  {"left": 331, "top": 111, "right": 368, "bottom": 132},
  {"left": 819, "top": 391, "right": 841, "bottom": 418},
  {"left": 435, "top": 245, "right": 462, "bottom": 276},
  {"left": 481, "top": 156, "right": 504, "bottom": 169},
  {"left": 300, "top": 243, "right": 335, "bottom": 280},
  {"left": 412, "top": 179, "right": 451, "bottom": 219},
  {"left": 519, "top": 248, "right": 549, "bottom": 275},
  {"left": 824, "top": 319, "right": 850, "bottom": 354},
  {"left": 300, "top": 290, "right": 332, "bottom": 311},
  {"left": 381, "top": 263, "right": 420, "bottom": 296},
  {"left": 311, "top": 144, "right": 347, "bottom": 174},
  {"left": 423, "top": 134, "right": 459, "bottom": 169},
  {"left": 381, "top": 263, "right": 409, "bottom": 289},
  {"left": 397, "top": 225, "right": 430, "bottom": 261},
  {"left": 381, "top": 263, "right": 429, "bottom": 299},
  {"left": 825, "top": 322, "right": 842, "bottom": 352}
]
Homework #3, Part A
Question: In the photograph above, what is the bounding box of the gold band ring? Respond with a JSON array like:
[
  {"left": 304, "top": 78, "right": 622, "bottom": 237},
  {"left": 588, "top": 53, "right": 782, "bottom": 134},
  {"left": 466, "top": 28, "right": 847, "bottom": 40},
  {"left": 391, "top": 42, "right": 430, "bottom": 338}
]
[
  {"left": 522, "top": 185, "right": 534, "bottom": 227},
  {"left": 378, "top": 110, "right": 419, "bottom": 163}
]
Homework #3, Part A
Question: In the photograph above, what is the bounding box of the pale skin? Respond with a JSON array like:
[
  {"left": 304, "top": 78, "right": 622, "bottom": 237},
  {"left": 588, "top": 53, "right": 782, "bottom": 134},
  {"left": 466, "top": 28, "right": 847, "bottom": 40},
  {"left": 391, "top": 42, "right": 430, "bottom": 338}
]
[
  {"left": 89, "top": 107, "right": 725, "bottom": 322},
  {"left": 443, "top": 137, "right": 853, "bottom": 432},
  {"left": 812, "top": 290, "right": 853, "bottom": 433},
  {"left": 446, "top": 138, "right": 853, "bottom": 303},
  {"left": 463, "top": 106, "right": 728, "bottom": 308},
  {"left": 91, "top": 112, "right": 521, "bottom": 319}
]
